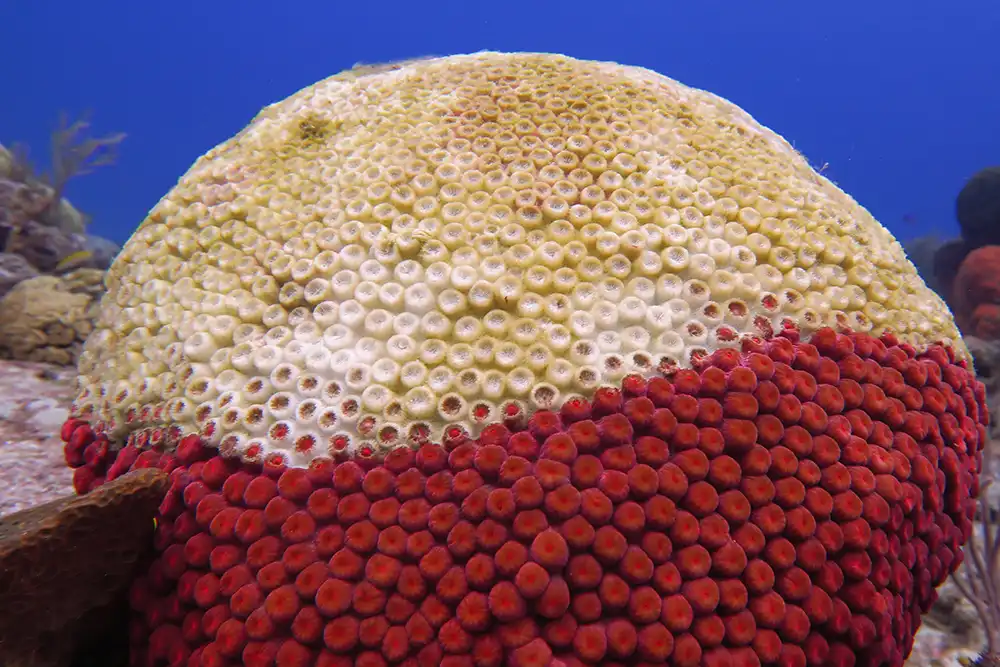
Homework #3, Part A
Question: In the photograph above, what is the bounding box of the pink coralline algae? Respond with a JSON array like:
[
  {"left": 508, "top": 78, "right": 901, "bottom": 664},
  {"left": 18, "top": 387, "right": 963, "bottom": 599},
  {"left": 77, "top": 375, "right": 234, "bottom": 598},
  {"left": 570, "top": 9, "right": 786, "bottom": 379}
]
[{"left": 63, "top": 328, "right": 988, "bottom": 667}]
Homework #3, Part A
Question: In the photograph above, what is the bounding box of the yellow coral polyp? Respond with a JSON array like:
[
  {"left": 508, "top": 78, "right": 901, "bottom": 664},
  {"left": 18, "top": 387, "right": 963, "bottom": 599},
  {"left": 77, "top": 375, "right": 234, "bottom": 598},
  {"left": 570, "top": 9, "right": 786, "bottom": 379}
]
[{"left": 75, "top": 52, "right": 961, "bottom": 465}]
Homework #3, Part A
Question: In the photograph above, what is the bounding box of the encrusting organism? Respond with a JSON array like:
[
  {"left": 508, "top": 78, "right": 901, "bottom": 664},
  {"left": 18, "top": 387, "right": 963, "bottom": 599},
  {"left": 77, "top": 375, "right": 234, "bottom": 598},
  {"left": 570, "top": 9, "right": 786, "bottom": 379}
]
[
  {"left": 951, "top": 246, "right": 1000, "bottom": 339},
  {"left": 56, "top": 52, "right": 984, "bottom": 667},
  {"left": 0, "top": 468, "right": 168, "bottom": 666}
]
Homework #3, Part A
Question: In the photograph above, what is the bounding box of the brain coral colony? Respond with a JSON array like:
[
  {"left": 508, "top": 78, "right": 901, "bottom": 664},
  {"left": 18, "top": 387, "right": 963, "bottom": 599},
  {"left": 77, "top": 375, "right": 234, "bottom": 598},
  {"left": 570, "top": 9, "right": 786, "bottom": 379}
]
[{"left": 59, "top": 53, "right": 986, "bottom": 667}]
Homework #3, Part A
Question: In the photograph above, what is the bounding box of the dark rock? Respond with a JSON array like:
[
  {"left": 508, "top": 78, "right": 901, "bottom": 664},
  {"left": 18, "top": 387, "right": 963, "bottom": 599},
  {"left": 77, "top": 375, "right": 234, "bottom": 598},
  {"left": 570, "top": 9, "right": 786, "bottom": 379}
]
[
  {"left": 904, "top": 234, "right": 950, "bottom": 297},
  {"left": 0, "top": 252, "right": 40, "bottom": 298},
  {"left": 957, "top": 166, "right": 1000, "bottom": 250},
  {"left": 0, "top": 144, "right": 89, "bottom": 235},
  {"left": 933, "top": 238, "right": 971, "bottom": 304},
  {"left": 0, "top": 179, "right": 50, "bottom": 230},
  {"left": 966, "top": 336, "right": 1000, "bottom": 394},
  {"left": 8, "top": 219, "right": 89, "bottom": 273},
  {"left": 83, "top": 234, "right": 120, "bottom": 270},
  {"left": 37, "top": 196, "right": 87, "bottom": 235}
]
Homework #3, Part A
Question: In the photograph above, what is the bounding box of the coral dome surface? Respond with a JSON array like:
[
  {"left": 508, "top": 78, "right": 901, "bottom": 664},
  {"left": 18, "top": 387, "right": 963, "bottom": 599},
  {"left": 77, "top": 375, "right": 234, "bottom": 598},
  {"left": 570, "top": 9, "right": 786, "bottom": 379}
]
[
  {"left": 71, "top": 52, "right": 961, "bottom": 467},
  {"left": 60, "top": 53, "right": 985, "bottom": 667}
]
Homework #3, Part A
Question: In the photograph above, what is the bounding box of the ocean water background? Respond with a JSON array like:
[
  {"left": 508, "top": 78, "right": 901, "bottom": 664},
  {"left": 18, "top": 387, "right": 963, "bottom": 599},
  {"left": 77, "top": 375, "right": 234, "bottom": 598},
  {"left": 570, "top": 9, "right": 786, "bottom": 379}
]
[{"left": 0, "top": 0, "right": 997, "bottom": 247}]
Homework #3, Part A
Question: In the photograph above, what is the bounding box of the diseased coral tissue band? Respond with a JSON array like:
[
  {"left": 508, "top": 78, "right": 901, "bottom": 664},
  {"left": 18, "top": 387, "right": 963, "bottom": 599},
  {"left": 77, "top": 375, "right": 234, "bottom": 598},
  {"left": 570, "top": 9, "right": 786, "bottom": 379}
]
[{"left": 63, "top": 328, "right": 986, "bottom": 667}]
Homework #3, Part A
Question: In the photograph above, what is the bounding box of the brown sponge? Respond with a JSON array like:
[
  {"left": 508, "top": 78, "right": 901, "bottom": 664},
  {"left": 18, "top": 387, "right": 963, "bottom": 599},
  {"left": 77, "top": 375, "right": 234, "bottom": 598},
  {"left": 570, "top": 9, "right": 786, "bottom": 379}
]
[{"left": 0, "top": 468, "right": 168, "bottom": 666}]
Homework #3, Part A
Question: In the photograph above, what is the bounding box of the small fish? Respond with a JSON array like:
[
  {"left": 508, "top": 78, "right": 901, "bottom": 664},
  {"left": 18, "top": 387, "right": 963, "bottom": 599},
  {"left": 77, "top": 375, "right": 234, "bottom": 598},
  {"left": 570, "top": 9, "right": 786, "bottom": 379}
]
[
  {"left": 901, "top": 213, "right": 918, "bottom": 226},
  {"left": 54, "top": 249, "right": 94, "bottom": 272}
]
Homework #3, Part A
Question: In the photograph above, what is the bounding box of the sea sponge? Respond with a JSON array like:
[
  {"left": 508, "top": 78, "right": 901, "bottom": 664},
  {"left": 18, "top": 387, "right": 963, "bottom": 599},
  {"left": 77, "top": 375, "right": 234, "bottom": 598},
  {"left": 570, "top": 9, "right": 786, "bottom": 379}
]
[
  {"left": 69, "top": 52, "right": 961, "bottom": 466},
  {"left": 0, "top": 468, "right": 167, "bottom": 666},
  {"left": 0, "top": 268, "right": 104, "bottom": 365},
  {"left": 60, "top": 53, "right": 984, "bottom": 667},
  {"left": 951, "top": 246, "right": 1000, "bottom": 339}
]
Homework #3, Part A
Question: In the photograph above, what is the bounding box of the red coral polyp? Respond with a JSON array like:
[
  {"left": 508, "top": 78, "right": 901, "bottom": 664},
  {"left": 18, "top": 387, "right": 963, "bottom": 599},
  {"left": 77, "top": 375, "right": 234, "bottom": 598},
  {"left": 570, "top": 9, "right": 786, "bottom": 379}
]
[{"left": 62, "top": 328, "right": 984, "bottom": 667}]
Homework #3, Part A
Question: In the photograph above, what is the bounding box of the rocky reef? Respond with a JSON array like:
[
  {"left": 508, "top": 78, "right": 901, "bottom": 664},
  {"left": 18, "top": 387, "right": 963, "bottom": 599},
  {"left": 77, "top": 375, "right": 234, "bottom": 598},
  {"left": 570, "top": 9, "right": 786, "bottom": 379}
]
[
  {"left": 0, "top": 269, "right": 105, "bottom": 365},
  {"left": 0, "top": 116, "right": 124, "bottom": 367}
]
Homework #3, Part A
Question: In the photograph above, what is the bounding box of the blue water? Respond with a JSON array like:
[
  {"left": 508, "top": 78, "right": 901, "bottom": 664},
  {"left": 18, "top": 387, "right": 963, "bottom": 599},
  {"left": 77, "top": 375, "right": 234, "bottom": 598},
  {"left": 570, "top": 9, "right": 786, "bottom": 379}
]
[{"left": 1, "top": 0, "right": 997, "bottom": 246}]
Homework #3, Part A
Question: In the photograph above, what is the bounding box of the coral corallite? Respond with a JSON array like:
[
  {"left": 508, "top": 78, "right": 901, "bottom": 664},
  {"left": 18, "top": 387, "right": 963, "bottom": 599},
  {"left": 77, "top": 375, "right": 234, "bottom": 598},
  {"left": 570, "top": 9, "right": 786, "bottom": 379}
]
[
  {"left": 59, "top": 53, "right": 985, "bottom": 667},
  {"left": 63, "top": 330, "right": 986, "bottom": 667}
]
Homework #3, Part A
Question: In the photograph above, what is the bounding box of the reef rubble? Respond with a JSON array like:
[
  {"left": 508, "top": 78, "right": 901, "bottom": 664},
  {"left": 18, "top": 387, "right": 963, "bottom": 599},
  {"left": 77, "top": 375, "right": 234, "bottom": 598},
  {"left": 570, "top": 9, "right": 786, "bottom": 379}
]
[{"left": 0, "top": 358, "right": 76, "bottom": 517}]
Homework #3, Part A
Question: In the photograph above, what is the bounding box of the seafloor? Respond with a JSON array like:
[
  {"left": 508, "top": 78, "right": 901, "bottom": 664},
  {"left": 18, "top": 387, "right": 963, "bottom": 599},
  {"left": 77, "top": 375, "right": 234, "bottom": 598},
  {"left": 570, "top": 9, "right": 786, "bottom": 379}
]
[{"left": 0, "top": 359, "right": 76, "bottom": 517}]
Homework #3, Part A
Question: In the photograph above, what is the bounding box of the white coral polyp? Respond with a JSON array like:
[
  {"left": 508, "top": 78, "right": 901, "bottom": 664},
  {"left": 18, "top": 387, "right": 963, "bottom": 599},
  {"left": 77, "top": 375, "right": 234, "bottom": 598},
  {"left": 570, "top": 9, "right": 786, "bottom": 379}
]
[{"left": 73, "top": 52, "right": 961, "bottom": 467}]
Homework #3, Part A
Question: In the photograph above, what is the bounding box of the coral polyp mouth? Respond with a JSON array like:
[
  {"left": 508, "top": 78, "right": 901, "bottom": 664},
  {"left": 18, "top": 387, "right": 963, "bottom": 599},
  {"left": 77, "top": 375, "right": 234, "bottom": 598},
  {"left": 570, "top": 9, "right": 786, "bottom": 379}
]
[
  {"left": 62, "top": 329, "right": 987, "bottom": 667},
  {"left": 70, "top": 52, "right": 964, "bottom": 470},
  {"left": 56, "top": 50, "right": 982, "bottom": 667}
]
